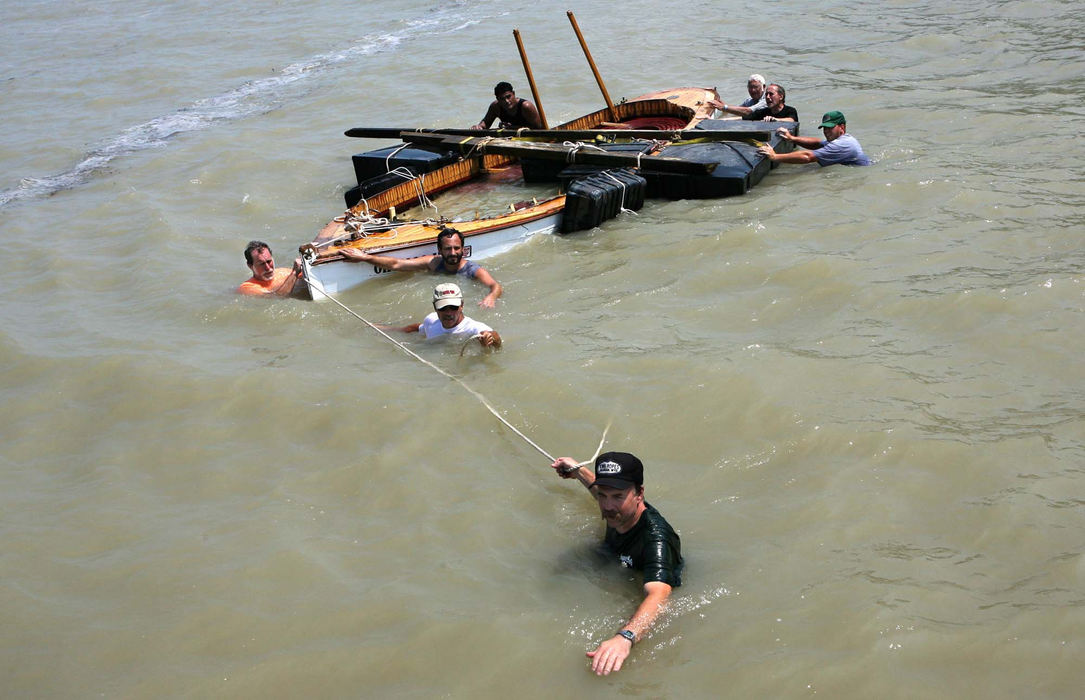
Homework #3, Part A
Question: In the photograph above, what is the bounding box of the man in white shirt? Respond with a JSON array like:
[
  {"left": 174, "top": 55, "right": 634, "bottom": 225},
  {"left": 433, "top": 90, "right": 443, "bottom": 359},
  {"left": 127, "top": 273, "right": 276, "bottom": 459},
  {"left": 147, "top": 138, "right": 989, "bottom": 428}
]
[
  {"left": 395, "top": 283, "right": 501, "bottom": 348},
  {"left": 707, "top": 73, "right": 767, "bottom": 117}
]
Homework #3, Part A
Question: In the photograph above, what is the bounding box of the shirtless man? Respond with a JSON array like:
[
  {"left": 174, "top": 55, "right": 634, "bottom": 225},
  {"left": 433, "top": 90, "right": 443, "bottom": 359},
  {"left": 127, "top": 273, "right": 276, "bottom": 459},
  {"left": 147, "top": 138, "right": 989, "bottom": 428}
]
[
  {"left": 472, "top": 81, "right": 543, "bottom": 130},
  {"left": 338, "top": 229, "right": 503, "bottom": 308}
]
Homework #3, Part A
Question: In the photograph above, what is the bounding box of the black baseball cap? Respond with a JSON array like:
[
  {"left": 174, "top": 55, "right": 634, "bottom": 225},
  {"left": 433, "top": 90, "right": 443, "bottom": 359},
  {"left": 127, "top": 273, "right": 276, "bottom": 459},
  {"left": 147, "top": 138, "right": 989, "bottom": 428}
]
[{"left": 593, "top": 451, "right": 643, "bottom": 490}]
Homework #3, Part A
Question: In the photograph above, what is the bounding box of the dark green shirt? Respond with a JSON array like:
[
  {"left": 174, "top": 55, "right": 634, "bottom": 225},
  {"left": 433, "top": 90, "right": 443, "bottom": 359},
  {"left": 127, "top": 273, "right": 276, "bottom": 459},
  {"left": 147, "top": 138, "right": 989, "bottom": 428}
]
[{"left": 604, "top": 503, "right": 683, "bottom": 587}]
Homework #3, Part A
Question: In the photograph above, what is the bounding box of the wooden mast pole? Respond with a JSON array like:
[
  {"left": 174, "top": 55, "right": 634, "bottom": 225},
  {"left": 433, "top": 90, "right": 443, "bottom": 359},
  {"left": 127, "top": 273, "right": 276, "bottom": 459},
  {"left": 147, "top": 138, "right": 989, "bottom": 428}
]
[
  {"left": 566, "top": 11, "right": 617, "bottom": 123},
  {"left": 513, "top": 29, "right": 548, "bottom": 129}
]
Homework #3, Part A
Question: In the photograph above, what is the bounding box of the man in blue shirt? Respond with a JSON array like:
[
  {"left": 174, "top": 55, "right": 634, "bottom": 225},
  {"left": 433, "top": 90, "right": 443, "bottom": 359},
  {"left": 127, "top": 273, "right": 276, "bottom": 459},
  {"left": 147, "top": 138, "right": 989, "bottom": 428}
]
[
  {"left": 338, "top": 229, "right": 503, "bottom": 308},
  {"left": 758, "top": 110, "right": 871, "bottom": 166}
]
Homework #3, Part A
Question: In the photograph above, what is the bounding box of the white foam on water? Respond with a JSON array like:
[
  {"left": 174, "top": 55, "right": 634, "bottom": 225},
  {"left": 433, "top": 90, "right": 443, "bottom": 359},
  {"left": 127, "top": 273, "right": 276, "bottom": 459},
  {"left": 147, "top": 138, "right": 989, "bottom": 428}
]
[{"left": 0, "top": 9, "right": 483, "bottom": 209}]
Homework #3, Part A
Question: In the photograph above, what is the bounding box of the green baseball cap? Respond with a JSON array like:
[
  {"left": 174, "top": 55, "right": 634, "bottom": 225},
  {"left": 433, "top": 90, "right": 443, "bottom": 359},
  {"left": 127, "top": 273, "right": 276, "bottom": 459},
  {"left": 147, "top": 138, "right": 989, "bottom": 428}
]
[{"left": 818, "top": 111, "right": 846, "bottom": 128}]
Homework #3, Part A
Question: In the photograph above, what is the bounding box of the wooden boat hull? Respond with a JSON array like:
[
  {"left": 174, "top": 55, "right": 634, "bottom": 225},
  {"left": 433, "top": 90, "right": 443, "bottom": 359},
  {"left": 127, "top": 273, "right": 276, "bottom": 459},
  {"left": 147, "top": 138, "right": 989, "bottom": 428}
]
[
  {"left": 300, "top": 87, "right": 719, "bottom": 300},
  {"left": 300, "top": 195, "right": 565, "bottom": 300},
  {"left": 556, "top": 86, "right": 717, "bottom": 131},
  {"left": 343, "top": 86, "right": 718, "bottom": 217}
]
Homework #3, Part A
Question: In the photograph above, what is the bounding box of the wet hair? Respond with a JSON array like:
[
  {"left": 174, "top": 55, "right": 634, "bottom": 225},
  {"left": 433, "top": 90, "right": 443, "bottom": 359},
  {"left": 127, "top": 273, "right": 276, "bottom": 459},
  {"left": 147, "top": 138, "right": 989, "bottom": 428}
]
[
  {"left": 768, "top": 83, "right": 785, "bottom": 101},
  {"left": 494, "top": 81, "right": 514, "bottom": 97},
  {"left": 244, "top": 240, "right": 271, "bottom": 265},
  {"left": 436, "top": 229, "right": 464, "bottom": 248}
]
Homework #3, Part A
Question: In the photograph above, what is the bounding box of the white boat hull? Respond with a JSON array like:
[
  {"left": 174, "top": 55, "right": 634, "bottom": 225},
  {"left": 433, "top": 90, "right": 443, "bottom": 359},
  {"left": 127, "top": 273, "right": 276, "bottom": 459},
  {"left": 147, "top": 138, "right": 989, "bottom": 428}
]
[{"left": 301, "top": 211, "right": 561, "bottom": 301}]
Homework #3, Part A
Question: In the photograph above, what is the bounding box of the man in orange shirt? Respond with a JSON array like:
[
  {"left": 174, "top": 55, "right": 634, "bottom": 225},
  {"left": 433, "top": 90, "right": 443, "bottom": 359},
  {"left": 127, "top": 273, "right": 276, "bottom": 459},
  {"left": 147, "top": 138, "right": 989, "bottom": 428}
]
[{"left": 238, "top": 240, "right": 302, "bottom": 296}]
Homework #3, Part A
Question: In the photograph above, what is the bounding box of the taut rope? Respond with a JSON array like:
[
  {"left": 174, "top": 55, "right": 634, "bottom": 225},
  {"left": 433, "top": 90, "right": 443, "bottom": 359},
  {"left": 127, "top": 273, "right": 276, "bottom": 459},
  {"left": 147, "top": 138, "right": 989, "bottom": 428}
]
[{"left": 311, "top": 286, "right": 606, "bottom": 467}]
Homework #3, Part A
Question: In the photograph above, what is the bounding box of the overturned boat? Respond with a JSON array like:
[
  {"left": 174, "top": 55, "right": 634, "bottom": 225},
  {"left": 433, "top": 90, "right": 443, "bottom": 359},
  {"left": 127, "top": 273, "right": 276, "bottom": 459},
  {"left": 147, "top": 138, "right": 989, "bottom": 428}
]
[{"left": 298, "top": 87, "right": 720, "bottom": 300}]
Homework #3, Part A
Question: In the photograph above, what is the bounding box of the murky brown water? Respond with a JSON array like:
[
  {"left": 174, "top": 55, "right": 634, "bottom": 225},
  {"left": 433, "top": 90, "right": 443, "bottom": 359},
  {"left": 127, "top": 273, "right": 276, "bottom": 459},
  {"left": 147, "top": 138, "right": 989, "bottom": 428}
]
[{"left": 2, "top": 0, "right": 1084, "bottom": 696}]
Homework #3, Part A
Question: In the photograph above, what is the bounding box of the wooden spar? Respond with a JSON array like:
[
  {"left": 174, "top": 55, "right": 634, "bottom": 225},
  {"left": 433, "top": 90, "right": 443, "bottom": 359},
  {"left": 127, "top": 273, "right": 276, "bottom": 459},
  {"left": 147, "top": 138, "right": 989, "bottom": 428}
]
[
  {"left": 345, "top": 126, "right": 779, "bottom": 142},
  {"left": 399, "top": 133, "right": 717, "bottom": 175},
  {"left": 344, "top": 92, "right": 710, "bottom": 140},
  {"left": 567, "top": 11, "right": 617, "bottom": 123},
  {"left": 513, "top": 29, "right": 548, "bottom": 129}
]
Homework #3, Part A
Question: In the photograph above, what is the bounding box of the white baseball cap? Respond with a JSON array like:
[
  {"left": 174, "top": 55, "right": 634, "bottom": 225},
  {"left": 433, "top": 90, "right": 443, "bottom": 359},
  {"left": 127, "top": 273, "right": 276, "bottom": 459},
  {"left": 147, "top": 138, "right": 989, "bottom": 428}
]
[{"left": 432, "top": 283, "right": 463, "bottom": 309}]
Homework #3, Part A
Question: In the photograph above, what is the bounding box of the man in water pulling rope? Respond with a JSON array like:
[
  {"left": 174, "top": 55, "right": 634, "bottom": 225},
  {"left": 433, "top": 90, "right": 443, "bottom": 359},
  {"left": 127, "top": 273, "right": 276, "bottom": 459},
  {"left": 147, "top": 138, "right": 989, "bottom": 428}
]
[
  {"left": 550, "top": 452, "right": 683, "bottom": 675},
  {"left": 237, "top": 240, "right": 303, "bottom": 296},
  {"left": 338, "top": 229, "right": 503, "bottom": 308},
  {"left": 388, "top": 283, "right": 501, "bottom": 349}
]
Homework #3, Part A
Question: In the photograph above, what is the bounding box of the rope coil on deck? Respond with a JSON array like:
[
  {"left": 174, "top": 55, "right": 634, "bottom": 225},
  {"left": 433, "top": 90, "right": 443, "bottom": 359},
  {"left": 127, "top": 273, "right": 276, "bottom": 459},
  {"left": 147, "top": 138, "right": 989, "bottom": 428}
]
[
  {"left": 321, "top": 212, "right": 447, "bottom": 251},
  {"left": 321, "top": 166, "right": 444, "bottom": 251}
]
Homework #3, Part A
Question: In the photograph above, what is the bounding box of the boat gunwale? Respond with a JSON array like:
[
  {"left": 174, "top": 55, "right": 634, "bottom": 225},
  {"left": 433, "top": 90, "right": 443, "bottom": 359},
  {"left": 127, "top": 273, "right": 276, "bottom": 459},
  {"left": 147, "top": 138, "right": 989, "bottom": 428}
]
[
  {"left": 301, "top": 86, "right": 719, "bottom": 296},
  {"left": 329, "top": 87, "right": 717, "bottom": 225},
  {"left": 310, "top": 194, "right": 567, "bottom": 263}
]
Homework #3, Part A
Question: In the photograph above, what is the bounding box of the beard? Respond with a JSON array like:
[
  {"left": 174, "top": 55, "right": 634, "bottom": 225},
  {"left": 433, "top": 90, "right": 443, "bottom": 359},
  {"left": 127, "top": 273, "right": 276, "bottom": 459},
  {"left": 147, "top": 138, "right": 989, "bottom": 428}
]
[{"left": 442, "top": 253, "right": 462, "bottom": 268}]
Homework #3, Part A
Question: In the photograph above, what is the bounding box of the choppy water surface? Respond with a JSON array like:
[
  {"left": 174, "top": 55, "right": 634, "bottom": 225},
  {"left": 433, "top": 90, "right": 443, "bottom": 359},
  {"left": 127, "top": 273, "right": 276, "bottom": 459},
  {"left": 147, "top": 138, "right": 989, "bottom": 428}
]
[{"left": 2, "top": 0, "right": 1084, "bottom": 696}]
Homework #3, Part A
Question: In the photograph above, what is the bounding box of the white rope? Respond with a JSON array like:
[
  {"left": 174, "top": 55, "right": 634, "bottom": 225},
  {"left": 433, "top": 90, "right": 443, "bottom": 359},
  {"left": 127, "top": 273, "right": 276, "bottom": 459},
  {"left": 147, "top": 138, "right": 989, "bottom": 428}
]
[
  {"left": 324, "top": 213, "right": 446, "bottom": 246},
  {"left": 562, "top": 140, "right": 607, "bottom": 163},
  {"left": 323, "top": 166, "right": 443, "bottom": 250},
  {"left": 332, "top": 211, "right": 398, "bottom": 248},
  {"left": 576, "top": 421, "right": 611, "bottom": 467},
  {"left": 310, "top": 286, "right": 582, "bottom": 465},
  {"left": 385, "top": 166, "right": 436, "bottom": 213},
  {"left": 383, "top": 142, "right": 410, "bottom": 171},
  {"left": 598, "top": 170, "right": 637, "bottom": 216},
  {"left": 464, "top": 136, "right": 495, "bottom": 159},
  {"left": 316, "top": 212, "right": 455, "bottom": 254},
  {"left": 459, "top": 333, "right": 483, "bottom": 357}
]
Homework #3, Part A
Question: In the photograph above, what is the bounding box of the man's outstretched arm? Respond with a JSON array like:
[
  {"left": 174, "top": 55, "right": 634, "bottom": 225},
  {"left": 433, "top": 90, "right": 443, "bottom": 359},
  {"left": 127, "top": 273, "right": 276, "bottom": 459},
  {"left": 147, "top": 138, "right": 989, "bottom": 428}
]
[
  {"left": 337, "top": 248, "right": 433, "bottom": 271},
  {"left": 474, "top": 267, "right": 503, "bottom": 308},
  {"left": 586, "top": 581, "right": 673, "bottom": 676}
]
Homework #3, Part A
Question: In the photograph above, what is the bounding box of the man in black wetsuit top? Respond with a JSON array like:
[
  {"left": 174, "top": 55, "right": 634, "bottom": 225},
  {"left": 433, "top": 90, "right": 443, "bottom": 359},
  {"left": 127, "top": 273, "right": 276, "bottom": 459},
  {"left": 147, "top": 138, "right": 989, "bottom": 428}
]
[
  {"left": 551, "top": 452, "right": 683, "bottom": 676},
  {"left": 472, "top": 81, "right": 543, "bottom": 130}
]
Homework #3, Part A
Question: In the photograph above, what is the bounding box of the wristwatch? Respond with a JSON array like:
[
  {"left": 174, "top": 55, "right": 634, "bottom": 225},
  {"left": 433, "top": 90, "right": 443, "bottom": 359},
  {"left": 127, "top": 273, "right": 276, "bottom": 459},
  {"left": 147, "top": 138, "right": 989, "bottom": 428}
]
[{"left": 617, "top": 629, "right": 636, "bottom": 644}]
